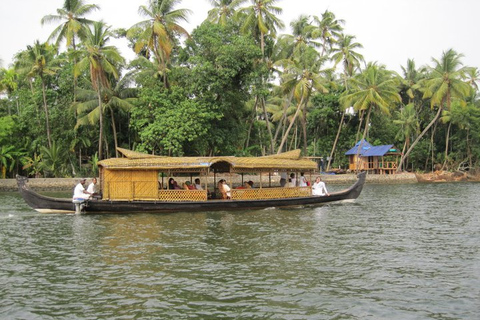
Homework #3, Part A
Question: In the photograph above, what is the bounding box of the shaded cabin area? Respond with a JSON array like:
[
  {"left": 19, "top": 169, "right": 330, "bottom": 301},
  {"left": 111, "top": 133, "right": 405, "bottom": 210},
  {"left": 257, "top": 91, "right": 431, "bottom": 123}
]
[
  {"left": 97, "top": 148, "right": 317, "bottom": 202},
  {"left": 345, "top": 140, "right": 401, "bottom": 174}
]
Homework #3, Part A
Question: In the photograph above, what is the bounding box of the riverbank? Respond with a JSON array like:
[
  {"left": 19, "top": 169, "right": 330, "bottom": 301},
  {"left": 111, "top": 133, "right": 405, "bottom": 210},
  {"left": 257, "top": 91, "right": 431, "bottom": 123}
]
[{"left": 0, "top": 173, "right": 419, "bottom": 192}]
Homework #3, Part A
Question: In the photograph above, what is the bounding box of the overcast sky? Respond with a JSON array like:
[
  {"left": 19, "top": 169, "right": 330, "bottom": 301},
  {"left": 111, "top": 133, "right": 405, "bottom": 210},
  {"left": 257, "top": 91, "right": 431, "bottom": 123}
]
[{"left": 0, "top": 0, "right": 478, "bottom": 74}]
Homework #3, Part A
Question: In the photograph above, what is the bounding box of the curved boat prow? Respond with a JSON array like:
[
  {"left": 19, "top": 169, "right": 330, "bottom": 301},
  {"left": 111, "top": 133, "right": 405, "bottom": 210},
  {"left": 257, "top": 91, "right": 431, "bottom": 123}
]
[
  {"left": 16, "top": 175, "right": 76, "bottom": 213},
  {"left": 349, "top": 171, "right": 366, "bottom": 199}
]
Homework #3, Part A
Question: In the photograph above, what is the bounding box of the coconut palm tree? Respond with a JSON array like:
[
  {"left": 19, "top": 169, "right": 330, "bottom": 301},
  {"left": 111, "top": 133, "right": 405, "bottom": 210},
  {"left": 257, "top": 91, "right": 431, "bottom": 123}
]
[
  {"left": 74, "top": 21, "right": 125, "bottom": 160},
  {"left": 237, "top": 0, "right": 284, "bottom": 153},
  {"left": 127, "top": 0, "right": 191, "bottom": 88},
  {"left": 0, "top": 145, "right": 16, "bottom": 178},
  {"left": 14, "top": 41, "right": 62, "bottom": 148},
  {"left": 207, "top": 0, "right": 246, "bottom": 26},
  {"left": 238, "top": 0, "right": 284, "bottom": 57},
  {"left": 393, "top": 103, "right": 419, "bottom": 171},
  {"left": 340, "top": 62, "right": 401, "bottom": 165},
  {"left": 276, "top": 15, "right": 319, "bottom": 59},
  {"left": 397, "top": 49, "right": 471, "bottom": 172},
  {"left": 276, "top": 47, "right": 330, "bottom": 154},
  {"left": 41, "top": 0, "right": 99, "bottom": 49},
  {"left": 41, "top": 0, "right": 99, "bottom": 101},
  {"left": 72, "top": 76, "right": 137, "bottom": 157},
  {"left": 311, "top": 10, "right": 345, "bottom": 57},
  {"left": 327, "top": 34, "right": 364, "bottom": 170},
  {"left": 0, "top": 68, "right": 19, "bottom": 115}
]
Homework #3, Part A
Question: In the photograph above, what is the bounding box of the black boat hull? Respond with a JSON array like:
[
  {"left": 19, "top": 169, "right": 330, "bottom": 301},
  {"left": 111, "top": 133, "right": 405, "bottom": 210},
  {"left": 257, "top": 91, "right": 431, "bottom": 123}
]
[{"left": 16, "top": 172, "right": 366, "bottom": 214}]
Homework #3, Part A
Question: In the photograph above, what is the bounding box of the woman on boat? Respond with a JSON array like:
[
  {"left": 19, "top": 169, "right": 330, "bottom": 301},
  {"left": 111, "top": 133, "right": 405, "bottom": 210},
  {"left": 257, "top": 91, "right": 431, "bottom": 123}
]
[
  {"left": 312, "top": 176, "right": 329, "bottom": 196},
  {"left": 299, "top": 173, "right": 308, "bottom": 187},
  {"left": 288, "top": 173, "right": 296, "bottom": 187}
]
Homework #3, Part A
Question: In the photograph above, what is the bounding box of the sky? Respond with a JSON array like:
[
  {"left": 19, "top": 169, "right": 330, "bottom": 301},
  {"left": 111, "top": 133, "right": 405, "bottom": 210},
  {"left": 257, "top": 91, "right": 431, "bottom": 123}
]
[{"left": 0, "top": 0, "right": 478, "bottom": 74}]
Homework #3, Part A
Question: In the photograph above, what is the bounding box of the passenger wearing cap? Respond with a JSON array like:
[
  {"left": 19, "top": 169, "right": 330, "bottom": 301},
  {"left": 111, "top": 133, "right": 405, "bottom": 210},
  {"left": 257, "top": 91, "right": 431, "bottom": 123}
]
[{"left": 72, "top": 178, "right": 92, "bottom": 201}]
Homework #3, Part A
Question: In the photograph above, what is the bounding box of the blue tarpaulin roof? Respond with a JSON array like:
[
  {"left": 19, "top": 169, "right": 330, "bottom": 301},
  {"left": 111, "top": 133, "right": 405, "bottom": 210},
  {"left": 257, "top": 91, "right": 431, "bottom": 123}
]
[{"left": 345, "top": 139, "right": 396, "bottom": 157}]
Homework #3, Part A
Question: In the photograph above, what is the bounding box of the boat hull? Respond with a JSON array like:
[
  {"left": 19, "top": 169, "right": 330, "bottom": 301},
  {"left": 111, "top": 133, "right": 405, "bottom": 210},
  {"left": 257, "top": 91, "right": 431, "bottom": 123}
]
[{"left": 16, "top": 173, "right": 366, "bottom": 214}]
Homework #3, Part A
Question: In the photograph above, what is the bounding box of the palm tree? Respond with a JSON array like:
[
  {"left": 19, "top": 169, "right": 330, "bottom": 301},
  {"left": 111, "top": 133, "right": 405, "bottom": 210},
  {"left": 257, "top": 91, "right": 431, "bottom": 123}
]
[
  {"left": 465, "top": 67, "right": 479, "bottom": 92},
  {"left": 40, "top": 141, "right": 67, "bottom": 177},
  {"left": 72, "top": 76, "right": 137, "bottom": 157},
  {"left": 397, "top": 49, "right": 471, "bottom": 172},
  {"left": 340, "top": 62, "right": 401, "bottom": 168},
  {"left": 0, "top": 68, "right": 19, "bottom": 115},
  {"left": 331, "top": 34, "right": 364, "bottom": 79},
  {"left": 311, "top": 10, "right": 345, "bottom": 57},
  {"left": 207, "top": 0, "right": 246, "bottom": 26},
  {"left": 74, "top": 21, "right": 125, "bottom": 160},
  {"left": 127, "top": 0, "right": 191, "bottom": 88},
  {"left": 41, "top": 0, "right": 99, "bottom": 101},
  {"left": 41, "top": 0, "right": 99, "bottom": 49},
  {"left": 327, "top": 34, "right": 364, "bottom": 170},
  {"left": 276, "top": 47, "right": 330, "bottom": 154},
  {"left": 393, "top": 103, "right": 419, "bottom": 171},
  {"left": 238, "top": 0, "right": 284, "bottom": 57},
  {"left": 14, "top": 41, "right": 62, "bottom": 148},
  {"left": 237, "top": 0, "right": 284, "bottom": 153},
  {"left": 276, "top": 15, "right": 318, "bottom": 59},
  {"left": 0, "top": 145, "right": 16, "bottom": 178}
]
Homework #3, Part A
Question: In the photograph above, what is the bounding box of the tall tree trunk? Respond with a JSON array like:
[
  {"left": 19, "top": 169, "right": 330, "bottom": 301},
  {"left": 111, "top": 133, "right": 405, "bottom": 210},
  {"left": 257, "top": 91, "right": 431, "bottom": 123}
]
[
  {"left": 441, "top": 121, "right": 452, "bottom": 170},
  {"left": 355, "top": 107, "right": 372, "bottom": 172},
  {"left": 396, "top": 106, "right": 443, "bottom": 173},
  {"left": 327, "top": 111, "right": 345, "bottom": 171},
  {"left": 110, "top": 108, "right": 119, "bottom": 157},
  {"left": 274, "top": 92, "right": 294, "bottom": 141},
  {"left": 277, "top": 95, "right": 305, "bottom": 154},
  {"left": 97, "top": 87, "right": 104, "bottom": 160},
  {"left": 41, "top": 79, "right": 52, "bottom": 148},
  {"left": 355, "top": 109, "right": 364, "bottom": 142},
  {"left": 430, "top": 120, "right": 438, "bottom": 172},
  {"left": 244, "top": 97, "right": 259, "bottom": 150},
  {"left": 260, "top": 97, "right": 275, "bottom": 154}
]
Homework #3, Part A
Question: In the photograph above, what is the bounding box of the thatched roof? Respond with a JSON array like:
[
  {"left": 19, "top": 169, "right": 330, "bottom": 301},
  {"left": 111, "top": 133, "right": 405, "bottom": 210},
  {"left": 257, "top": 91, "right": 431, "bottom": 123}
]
[{"left": 98, "top": 148, "right": 317, "bottom": 172}]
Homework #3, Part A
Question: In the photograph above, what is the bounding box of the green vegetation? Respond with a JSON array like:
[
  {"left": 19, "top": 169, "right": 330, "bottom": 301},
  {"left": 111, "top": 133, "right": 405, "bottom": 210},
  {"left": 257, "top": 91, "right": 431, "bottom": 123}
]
[{"left": 0, "top": 0, "right": 479, "bottom": 178}]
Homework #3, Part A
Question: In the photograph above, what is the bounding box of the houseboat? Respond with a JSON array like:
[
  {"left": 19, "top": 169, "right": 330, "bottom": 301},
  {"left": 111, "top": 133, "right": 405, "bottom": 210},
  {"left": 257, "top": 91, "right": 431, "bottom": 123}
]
[{"left": 17, "top": 148, "right": 366, "bottom": 214}]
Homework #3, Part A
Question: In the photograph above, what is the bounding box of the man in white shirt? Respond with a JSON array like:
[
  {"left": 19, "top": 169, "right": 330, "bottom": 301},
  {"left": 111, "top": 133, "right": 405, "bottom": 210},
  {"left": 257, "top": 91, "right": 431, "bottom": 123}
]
[
  {"left": 73, "top": 178, "right": 91, "bottom": 201},
  {"left": 312, "top": 176, "right": 329, "bottom": 196},
  {"left": 86, "top": 178, "right": 98, "bottom": 199},
  {"left": 194, "top": 178, "right": 203, "bottom": 190}
]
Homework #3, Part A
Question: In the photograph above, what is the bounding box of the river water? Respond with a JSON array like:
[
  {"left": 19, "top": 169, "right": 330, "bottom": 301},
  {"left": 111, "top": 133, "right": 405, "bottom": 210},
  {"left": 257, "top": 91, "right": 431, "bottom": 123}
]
[{"left": 1, "top": 182, "right": 479, "bottom": 319}]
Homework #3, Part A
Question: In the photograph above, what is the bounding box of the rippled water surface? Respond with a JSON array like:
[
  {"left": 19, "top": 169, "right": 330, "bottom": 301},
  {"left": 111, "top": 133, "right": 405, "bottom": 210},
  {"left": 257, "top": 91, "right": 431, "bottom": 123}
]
[{"left": 1, "top": 183, "right": 479, "bottom": 319}]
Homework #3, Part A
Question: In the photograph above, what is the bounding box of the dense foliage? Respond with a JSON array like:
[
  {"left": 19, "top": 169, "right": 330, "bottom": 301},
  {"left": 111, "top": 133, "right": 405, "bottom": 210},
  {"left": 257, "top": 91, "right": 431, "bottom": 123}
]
[{"left": 0, "top": 0, "right": 479, "bottom": 178}]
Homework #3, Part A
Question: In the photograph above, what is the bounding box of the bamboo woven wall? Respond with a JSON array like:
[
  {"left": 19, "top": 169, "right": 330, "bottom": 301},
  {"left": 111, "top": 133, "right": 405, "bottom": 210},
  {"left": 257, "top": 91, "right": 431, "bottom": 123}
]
[
  {"left": 157, "top": 190, "right": 207, "bottom": 202},
  {"left": 231, "top": 187, "right": 311, "bottom": 200},
  {"left": 103, "top": 170, "right": 158, "bottom": 200}
]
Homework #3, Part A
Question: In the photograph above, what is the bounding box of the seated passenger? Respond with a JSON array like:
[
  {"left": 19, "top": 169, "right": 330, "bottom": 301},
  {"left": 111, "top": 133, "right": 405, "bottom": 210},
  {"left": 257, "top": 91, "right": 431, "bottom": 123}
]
[
  {"left": 194, "top": 178, "right": 203, "bottom": 190},
  {"left": 184, "top": 181, "right": 196, "bottom": 190},
  {"left": 312, "top": 176, "right": 330, "bottom": 196},
  {"left": 288, "top": 173, "right": 296, "bottom": 187},
  {"left": 168, "top": 178, "right": 175, "bottom": 190},
  {"left": 299, "top": 173, "right": 308, "bottom": 187},
  {"left": 218, "top": 179, "right": 231, "bottom": 199},
  {"left": 236, "top": 181, "right": 250, "bottom": 189}
]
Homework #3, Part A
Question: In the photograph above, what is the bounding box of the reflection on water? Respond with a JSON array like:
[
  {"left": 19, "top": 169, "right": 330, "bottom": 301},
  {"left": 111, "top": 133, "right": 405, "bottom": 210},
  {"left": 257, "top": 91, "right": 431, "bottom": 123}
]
[{"left": 1, "top": 183, "right": 480, "bottom": 319}]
